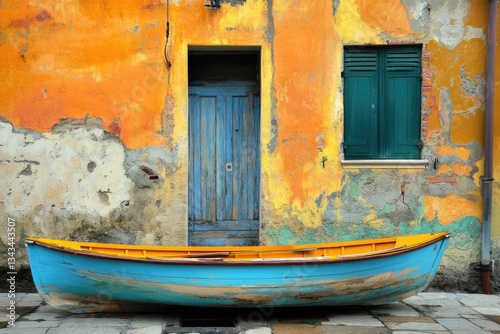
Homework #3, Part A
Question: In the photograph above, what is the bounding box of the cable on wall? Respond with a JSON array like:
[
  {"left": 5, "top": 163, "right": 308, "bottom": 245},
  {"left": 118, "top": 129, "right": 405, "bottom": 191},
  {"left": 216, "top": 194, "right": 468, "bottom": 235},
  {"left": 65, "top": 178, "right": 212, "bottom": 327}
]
[{"left": 164, "top": 0, "right": 172, "bottom": 69}]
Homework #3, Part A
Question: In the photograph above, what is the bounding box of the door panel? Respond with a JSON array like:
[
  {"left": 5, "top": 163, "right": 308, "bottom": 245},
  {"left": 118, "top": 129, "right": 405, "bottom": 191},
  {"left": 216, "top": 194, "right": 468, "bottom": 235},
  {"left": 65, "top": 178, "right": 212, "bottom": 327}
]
[{"left": 189, "top": 83, "right": 260, "bottom": 246}]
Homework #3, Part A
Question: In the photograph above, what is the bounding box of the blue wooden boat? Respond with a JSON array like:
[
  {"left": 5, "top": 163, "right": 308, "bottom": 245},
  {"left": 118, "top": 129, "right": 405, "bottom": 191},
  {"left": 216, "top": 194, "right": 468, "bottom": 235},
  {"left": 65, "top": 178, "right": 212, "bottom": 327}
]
[{"left": 26, "top": 232, "right": 450, "bottom": 313}]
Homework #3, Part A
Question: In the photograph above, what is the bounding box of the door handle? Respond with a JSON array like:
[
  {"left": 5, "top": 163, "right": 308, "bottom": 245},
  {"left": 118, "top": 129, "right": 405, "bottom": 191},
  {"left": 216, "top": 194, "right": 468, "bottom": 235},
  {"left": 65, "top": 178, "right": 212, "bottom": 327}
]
[{"left": 226, "top": 163, "right": 233, "bottom": 172}]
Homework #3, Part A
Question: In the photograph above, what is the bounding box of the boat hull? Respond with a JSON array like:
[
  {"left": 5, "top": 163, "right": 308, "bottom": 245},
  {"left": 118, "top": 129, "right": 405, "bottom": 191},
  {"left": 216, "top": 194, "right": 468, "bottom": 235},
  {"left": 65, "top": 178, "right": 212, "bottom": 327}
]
[{"left": 27, "top": 235, "right": 449, "bottom": 313}]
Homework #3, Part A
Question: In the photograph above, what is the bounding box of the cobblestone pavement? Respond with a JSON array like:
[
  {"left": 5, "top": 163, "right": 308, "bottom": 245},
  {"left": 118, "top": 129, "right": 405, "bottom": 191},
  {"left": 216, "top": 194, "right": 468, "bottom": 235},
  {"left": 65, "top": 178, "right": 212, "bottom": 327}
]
[{"left": 2, "top": 293, "right": 500, "bottom": 333}]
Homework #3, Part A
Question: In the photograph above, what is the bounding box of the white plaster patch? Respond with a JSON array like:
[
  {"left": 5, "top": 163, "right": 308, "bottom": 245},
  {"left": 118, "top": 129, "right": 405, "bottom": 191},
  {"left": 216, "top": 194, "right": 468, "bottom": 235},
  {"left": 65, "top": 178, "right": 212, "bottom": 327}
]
[
  {"left": 401, "top": 0, "right": 430, "bottom": 32},
  {"left": 411, "top": 0, "right": 429, "bottom": 22},
  {"left": 429, "top": 0, "right": 485, "bottom": 49},
  {"left": 0, "top": 121, "right": 133, "bottom": 226}
]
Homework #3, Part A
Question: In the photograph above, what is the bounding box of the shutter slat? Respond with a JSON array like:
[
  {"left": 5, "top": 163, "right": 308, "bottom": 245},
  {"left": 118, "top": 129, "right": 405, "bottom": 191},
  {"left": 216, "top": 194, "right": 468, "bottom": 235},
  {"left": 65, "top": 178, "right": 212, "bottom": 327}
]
[
  {"left": 345, "top": 49, "right": 377, "bottom": 71},
  {"left": 386, "top": 47, "right": 421, "bottom": 72}
]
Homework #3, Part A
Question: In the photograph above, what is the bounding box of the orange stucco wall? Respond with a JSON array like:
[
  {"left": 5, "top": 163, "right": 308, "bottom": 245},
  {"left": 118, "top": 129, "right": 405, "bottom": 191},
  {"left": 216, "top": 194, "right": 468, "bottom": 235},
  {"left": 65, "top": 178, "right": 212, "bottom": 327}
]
[{"left": 0, "top": 0, "right": 168, "bottom": 148}]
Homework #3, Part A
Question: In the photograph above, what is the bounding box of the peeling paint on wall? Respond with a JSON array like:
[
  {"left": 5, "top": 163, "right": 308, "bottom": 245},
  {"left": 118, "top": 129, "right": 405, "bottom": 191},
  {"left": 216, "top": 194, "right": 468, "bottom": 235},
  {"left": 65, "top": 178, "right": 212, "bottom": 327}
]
[{"left": 0, "top": 117, "right": 186, "bottom": 257}]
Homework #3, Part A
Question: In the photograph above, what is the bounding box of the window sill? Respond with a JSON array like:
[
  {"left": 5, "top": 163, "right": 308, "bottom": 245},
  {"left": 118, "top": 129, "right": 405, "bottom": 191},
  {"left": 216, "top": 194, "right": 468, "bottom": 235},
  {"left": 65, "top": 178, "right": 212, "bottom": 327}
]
[{"left": 341, "top": 159, "right": 429, "bottom": 169}]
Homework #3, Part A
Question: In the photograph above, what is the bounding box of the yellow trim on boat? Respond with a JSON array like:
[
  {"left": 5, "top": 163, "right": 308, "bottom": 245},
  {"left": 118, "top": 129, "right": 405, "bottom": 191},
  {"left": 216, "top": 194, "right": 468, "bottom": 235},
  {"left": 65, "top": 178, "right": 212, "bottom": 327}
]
[{"left": 26, "top": 232, "right": 449, "bottom": 261}]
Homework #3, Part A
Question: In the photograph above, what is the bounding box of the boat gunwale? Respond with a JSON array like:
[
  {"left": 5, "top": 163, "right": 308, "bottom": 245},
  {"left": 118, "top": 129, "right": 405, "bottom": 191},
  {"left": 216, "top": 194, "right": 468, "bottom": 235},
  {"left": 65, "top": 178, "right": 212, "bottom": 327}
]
[{"left": 26, "top": 233, "right": 450, "bottom": 266}]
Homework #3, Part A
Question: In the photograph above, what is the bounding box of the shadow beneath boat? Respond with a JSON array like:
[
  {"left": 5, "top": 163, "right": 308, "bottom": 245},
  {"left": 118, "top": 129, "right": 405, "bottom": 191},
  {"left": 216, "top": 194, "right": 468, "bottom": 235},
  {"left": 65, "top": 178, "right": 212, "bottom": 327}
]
[{"left": 156, "top": 304, "right": 371, "bottom": 333}]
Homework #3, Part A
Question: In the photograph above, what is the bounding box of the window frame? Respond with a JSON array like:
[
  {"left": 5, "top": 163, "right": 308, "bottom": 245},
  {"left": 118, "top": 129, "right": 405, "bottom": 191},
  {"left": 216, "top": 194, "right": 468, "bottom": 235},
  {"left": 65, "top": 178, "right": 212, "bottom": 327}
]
[{"left": 342, "top": 45, "right": 428, "bottom": 168}]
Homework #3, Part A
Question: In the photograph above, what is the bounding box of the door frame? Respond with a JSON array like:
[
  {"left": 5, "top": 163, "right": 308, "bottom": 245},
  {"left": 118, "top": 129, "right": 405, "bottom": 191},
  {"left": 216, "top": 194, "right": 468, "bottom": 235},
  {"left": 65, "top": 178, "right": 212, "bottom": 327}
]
[{"left": 187, "top": 48, "right": 261, "bottom": 246}]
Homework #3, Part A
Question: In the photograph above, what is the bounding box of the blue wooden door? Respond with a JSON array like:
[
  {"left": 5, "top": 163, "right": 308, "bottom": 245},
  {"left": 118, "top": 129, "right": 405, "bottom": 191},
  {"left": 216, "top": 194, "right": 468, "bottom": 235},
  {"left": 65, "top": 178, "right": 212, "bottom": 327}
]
[{"left": 188, "top": 82, "right": 260, "bottom": 246}]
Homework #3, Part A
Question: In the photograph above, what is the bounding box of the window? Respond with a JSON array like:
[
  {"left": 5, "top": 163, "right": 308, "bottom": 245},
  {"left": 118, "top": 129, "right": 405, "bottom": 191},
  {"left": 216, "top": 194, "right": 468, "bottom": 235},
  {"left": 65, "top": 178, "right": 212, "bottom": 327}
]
[{"left": 343, "top": 45, "right": 422, "bottom": 160}]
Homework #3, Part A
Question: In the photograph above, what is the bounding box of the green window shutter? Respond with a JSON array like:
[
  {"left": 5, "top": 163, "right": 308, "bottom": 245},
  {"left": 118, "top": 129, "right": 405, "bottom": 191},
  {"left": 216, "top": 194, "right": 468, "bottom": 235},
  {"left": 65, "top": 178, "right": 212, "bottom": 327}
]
[
  {"left": 343, "top": 48, "right": 379, "bottom": 159},
  {"left": 383, "top": 46, "right": 421, "bottom": 159}
]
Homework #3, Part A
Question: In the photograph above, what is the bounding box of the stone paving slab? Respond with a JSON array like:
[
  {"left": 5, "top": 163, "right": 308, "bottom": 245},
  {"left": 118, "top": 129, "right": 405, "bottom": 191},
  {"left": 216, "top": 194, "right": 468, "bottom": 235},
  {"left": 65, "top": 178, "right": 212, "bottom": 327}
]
[
  {"left": 384, "top": 320, "right": 447, "bottom": 331},
  {"left": 404, "top": 294, "right": 463, "bottom": 307},
  {"left": 473, "top": 307, "right": 500, "bottom": 316},
  {"left": 14, "top": 320, "right": 60, "bottom": 328},
  {"left": 456, "top": 294, "right": 500, "bottom": 307},
  {"left": 163, "top": 327, "right": 240, "bottom": 333},
  {"left": 271, "top": 323, "right": 322, "bottom": 334},
  {"left": 242, "top": 329, "right": 272, "bottom": 334},
  {"left": 16, "top": 294, "right": 43, "bottom": 308},
  {"left": 56, "top": 316, "right": 131, "bottom": 327},
  {"left": 129, "top": 314, "right": 167, "bottom": 327},
  {"left": 322, "top": 313, "right": 386, "bottom": 327},
  {"left": 18, "top": 294, "right": 42, "bottom": 302},
  {"left": 413, "top": 305, "right": 480, "bottom": 318},
  {"left": 390, "top": 332, "right": 448, "bottom": 334},
  {"left": 368, "top": 303, "right": 421, "bottom": 317},
  {"left": 436, "top": 318, "right": 492, "bottom": 334},
  {"left": 22, "top": 308, "right": 70, "bottom": 321},
  {"left": 469, "top": 318, "right": 500, "bottom": 332},
  {"left": 378, "top": 316, "right": 436, "bottom": 323},
  {"left": 320, "top": 325, "right": 391, "bottom": 333},
  {"left": 126, "top": 325, "right": 164, "bottom": 334},
  {"left": 0, "top": 328, "right": 49, "bottom": 334},
  {"left": 47, "top": 327, "right": 123, "bottom": 334}
]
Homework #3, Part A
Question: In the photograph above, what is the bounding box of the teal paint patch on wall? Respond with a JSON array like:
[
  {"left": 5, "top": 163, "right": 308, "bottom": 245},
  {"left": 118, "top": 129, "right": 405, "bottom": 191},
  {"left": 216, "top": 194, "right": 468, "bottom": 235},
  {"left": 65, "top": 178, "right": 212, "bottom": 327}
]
[
  {"left": 414, "top": 216, "right": 482, "bottom": 251},
  {"left": 265, "top": 226, "right": 297, "bottom": 244},
  {"left": 265, "top": 214, "right": 481, "bottom": 255},
  {"left": 321, "top": 220, "right": 397, "bottom": 242}
]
